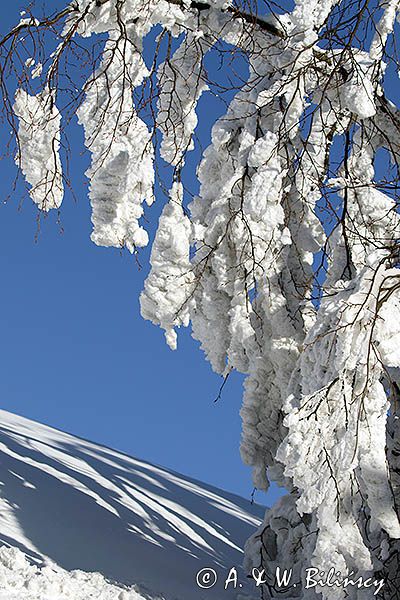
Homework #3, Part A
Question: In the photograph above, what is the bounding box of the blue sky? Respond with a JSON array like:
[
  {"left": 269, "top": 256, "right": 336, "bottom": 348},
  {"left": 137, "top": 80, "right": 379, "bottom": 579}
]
[{"left": 0, "top": 0, "right": 286, "bottom": 506}]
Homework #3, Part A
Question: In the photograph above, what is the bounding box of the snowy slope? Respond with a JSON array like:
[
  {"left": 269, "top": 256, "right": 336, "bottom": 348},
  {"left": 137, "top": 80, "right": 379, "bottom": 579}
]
[{"left": 0, "top": 410, "right": 264, "bottom": 600}]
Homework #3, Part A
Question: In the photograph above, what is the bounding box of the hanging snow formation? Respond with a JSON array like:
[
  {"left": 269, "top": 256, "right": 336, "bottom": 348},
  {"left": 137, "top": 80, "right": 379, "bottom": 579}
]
[
  {"left": 14, "top": 88, "right": 64, "bottom": 211},
  {"left": 10, "top": 0, "right": 400, "bottom": 597}
]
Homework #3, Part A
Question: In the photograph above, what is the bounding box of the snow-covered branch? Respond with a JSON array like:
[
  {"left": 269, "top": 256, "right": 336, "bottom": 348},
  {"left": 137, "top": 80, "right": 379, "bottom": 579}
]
[{"left": 2, "top": 0, "right": 400, "bottom": 597}]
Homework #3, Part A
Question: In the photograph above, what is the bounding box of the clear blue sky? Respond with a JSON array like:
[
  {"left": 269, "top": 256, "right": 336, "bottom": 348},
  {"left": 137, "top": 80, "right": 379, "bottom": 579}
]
[{"left": 0, "top": 1, "right": 285, "bottom": 506}]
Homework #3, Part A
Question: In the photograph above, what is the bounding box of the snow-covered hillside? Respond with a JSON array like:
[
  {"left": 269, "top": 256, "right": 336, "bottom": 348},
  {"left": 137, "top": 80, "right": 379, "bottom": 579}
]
[{"left": 0, "top": 410, "right": 264, "bottom": 600}]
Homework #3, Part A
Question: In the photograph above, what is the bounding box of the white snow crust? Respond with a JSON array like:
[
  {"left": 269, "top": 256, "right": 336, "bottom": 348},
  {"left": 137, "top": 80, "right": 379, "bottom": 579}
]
[{"left": 0, "top": 410, "right": 263, "bottom": 600}]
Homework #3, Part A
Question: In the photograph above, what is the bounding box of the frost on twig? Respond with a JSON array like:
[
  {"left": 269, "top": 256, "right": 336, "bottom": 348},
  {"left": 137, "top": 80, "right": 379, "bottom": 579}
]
[
  {"left": 77, "top": 35, "right": 154, "bottom": 252},
  {"left": 140, "top": 182, "right": 194, "bottom": 349},
  {"left": 14, "top": 89, "right": 63, "bottom": 211}
]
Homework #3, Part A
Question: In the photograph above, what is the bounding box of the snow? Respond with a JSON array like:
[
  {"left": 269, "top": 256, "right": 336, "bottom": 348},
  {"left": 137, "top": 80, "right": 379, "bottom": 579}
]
[
  {"left": 339, "top": 54, "right": 376, "bottom": 119},
  {"left": 140, "top": 182, "right": 194, "bottom": 349},
  {"left": 8, "top": 0, "right": 400, "bottom": 596},
  {"left": 0, "top": 410, "right": 264, "bottom": 600},
  {"left": 370, "top": 0, "right": 400, "bottom": 60},
  {"left": 157, "top": 33, "right": 208, "bottom": 166},
  {"left": 0, "top": 546, "right": 146, "bottom": 600},
  {"left": 14, "top": 89, "right": 63, "bottom": 211},
  {"left": 76, "top": 35, "right": 154, "bottom": 253}
]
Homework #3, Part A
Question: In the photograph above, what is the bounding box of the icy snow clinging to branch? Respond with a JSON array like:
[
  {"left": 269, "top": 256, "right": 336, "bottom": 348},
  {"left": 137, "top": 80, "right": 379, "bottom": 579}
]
[
  {"left": 278, "top": 266, "right": 400, "bottom": 595},
  {"left": 76, "top": 35, "right": 154, "bottom": 252},
  {"left": 14, "top": 89, "right": 63, "bottom": 211},
  {"left": 157, "top": 32, "right": 208, "bottom": 166},
  {"left": 140, "top": 182, "right": 194, "bottom": 349},
  {"left": 370, "top": 0, "right": 400, "bottom": 60}
]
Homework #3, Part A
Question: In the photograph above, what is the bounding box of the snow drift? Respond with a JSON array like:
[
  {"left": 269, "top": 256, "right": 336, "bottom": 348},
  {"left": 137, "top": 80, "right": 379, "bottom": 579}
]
[{"left": 0, "top": 410, "right": 263, "bottom": 599}]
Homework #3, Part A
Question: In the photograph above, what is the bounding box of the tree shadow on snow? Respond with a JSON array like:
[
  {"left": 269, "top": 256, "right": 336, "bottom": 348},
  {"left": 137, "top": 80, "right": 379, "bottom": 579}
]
[{"left": 0, "top": 419, "right": 264, "bottom": 599}]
